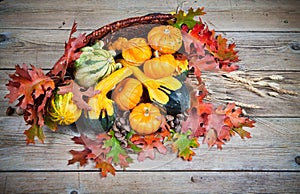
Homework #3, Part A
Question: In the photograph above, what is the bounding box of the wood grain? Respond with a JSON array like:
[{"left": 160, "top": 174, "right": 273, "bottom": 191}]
[
  {"left": 0, "top": 0, "right": 299, "bottom": 31},
  {"left": 0, "top": 117, "right": 299, "bottom": 171},
  {"left": 2, "top": 71, "right": 299, "bottom": 117},
  {"left": 0, "top": 0, "right": 299, "bottom": 193},
  {"left": 1, "top": 171, "right": 299, "bottom": 193},
  {"left": 1, "top": 31, "right": 299, "bottom": 70}
]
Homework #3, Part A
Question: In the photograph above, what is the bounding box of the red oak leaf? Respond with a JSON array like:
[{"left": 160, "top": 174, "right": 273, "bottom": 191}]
[
  {"left": 58, "top": 79, "right": 99, "bottom": 111},
  {"left": 69, "top": 134, "right": 115, "bottom": 177},
  {"left": 190, "top": 22, "right": 217, "bottom": 51},
  {"left": 184, "top": 76, "right": 209, "bottom": 107},
  {"left": 181, "top": 107, "right": 206, "bottom": 137},
  {"left": 49, "top": 22, "right": 87, "bottom": 78},
  {"left": 181, "top": 30, "right": 205, "bottom": 57},
  {"left": 189, "top": 55, "right": 219, "bottom": 77},
  {"left": 68, "top": 148, "right": 91, "bottom": 166},
  {"left": 131, "top": 134, "right": 168, "bottom": 161},
  {"left": 70, "top": 134, "right": 109, "bottom": 160},
  {"left": 202, "top": 113, "right": 231, "bottom": 149},
  {"left": 187, "top": 21, "right": 239, "bottom": 72}
]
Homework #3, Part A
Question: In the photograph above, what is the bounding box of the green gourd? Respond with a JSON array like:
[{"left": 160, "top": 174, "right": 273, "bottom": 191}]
[{"left": 74, "top": 41, "right": 121, "bottom": 87}]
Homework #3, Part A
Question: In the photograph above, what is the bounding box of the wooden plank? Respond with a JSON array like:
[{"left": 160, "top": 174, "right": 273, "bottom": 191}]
[
  {"left": 1, "top": 172, "right": 79, "bottom": 194},
  {"left": 1, "top": 171, "right": 299, "bottom": 193},
  {"left": 0, "top": 30, "right": 299, "bottom": 70},
  {"left": 0, "top": 117, "right": 299, "bottom": 171},
  {"left": 0, "top": 0, "right": 299, "bottom": 31},
  {"left": 1, "top": 70, "right": 299, "bottom": 117}
]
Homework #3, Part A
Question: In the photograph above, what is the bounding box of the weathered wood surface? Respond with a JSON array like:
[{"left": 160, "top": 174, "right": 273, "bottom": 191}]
[
  {"left": 0, "top": 0, "right": 299, "bottom": 193},
  {"left": 1, "top": 31, "right": 299, "bottom": 71},
  {"left": 1, "top": 172, "right": 299, "bottom": 193}
]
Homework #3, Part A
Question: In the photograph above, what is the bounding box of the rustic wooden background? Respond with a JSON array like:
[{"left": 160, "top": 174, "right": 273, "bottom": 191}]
[{"left": 0, "top": 0, "right": 299, "bottom": 193}]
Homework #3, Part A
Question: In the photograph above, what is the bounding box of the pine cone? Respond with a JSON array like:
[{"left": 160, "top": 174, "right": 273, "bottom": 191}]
[
  {"left": 165, "top": 113, "right": 188, "bottom": 133},
  {"left": 112, "top": 111, "right": 131, "bottom": 148}
]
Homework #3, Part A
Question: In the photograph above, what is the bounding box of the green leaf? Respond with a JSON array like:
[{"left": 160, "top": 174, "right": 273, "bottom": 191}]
[
  {"left": 44, "top": 115, "right": 58, "bottom": 131},
  {"left": 172, "top": 7, "right": 206, "bottom": 29},
  {"left": 104, "top": 131, "right": 133, "bottom": 168},
  {"left": 231, "top": 127, "right": 251, "bottom": 139},
  {"left": 171, "top": 130, "right": 199, "bottom": 161},
  {"left": 23, "top": 123, "right": 45, "bottom": 144}
]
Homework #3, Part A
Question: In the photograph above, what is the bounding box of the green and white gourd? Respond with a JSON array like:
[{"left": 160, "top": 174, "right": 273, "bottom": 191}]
[{"left": 74, "top": 41, "right": 122, "bottom": 87}]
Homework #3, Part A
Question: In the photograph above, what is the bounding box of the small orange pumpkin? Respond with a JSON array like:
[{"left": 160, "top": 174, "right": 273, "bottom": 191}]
[
  {"left": 143, "top": 54, "right": 177, "bottom": 79},
  {"left": 112, "top": 78, "right": 143, "bottom": 111},
  {"left": 122, "top": 38, "right": 152, "bottom": 65},
  {"left": 129, "top": 103, "right": 162, "bottom": 135},
  {"left": 148, "top": 25, "right": 182, "bottom": 54}
]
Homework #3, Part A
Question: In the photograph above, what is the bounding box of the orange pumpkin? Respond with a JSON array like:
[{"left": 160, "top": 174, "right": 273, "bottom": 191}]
[
  {"left": 122, "top": 38, "right": 152, "bottom": 65},
  {"left": 148, "top": 25, "right": 182, "bottom": 54},
  {"left": 112, "top": 78, "right": 143, "bottom": 111},
  {"left": 129, "top": 103, "right": 162, "bottom": 135},
  {"left": 143, "top": 54, "right": 177, "bottom": 79}
]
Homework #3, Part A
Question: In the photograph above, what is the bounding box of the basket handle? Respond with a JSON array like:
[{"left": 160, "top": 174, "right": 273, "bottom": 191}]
[{"left": 84, "top": 13, "right": 174, "bottom": 44}]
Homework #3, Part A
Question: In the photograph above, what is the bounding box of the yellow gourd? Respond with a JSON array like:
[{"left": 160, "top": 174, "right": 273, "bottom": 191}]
[
  {"left": 87, "top": 67, "right": 133, "bottom": 119},
  {"left": 47, "top": 92, "right": 81, "bottom": 125}
]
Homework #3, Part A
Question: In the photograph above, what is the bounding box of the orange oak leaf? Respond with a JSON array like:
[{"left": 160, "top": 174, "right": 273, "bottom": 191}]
[
  {"left": 5, "top": 64, "right": 55, "bottom": 110},
  {"left": 5, "top": 64, "right": 55, "bottom": 144},
  {"left": 131, "top": 133, "right": 167, "bottom": 161},
  {"left": 95, "top": 160, "right": 116, "bottom": 177},
  {"left": 216, "top": 103, "right": 255, "bottom": 129}
]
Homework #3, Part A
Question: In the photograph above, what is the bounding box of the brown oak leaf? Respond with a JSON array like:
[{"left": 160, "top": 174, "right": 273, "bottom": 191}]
[{"left": 68, "top": 148, "right": 91, "bottom": 166}]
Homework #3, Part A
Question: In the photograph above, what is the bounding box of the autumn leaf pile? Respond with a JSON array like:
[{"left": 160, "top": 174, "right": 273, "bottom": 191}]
[{"left": 5, "top": 7, "right": 254, "bottom": 177}]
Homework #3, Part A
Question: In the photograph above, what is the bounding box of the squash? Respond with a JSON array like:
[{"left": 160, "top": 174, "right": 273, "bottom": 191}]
[
  {"left": 77, "top": 107, "right": 116, "bottom": 133},
  {"left": 129, "top": 103, "right": 162, "bottom": 135},
  {"left": 74, "top": 41, "right": 121, "bottom": 87},
  {"left": 129, "top": 66, "right": 182, "bottom": 105},
  {"left": 112, "top": 78, "right": 143, "bottom": 111},
  {"left": 122, "top": 38, "right": 152, "bottom": 65},
  {"left": 143, "top": 54, "right": 177, "bottom": 79},
  {"left": 148, "top": 25, "right": 182, "bottom": 54},
  {"left": 47, "top": 92, "right": 82, "bottom": 125},
  {"left": 87, "top": 67, "right": 133, "bottom": 119},
  {"left": 164, "top": 83, "right": 190, "bottom": 115}
]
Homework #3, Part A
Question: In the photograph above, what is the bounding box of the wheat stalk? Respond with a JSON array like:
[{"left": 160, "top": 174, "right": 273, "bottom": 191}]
[{"left": 222, "top": 71, "right": 297, "bottom": 97}]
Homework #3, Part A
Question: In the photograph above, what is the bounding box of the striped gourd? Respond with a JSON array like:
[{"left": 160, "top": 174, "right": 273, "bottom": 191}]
[
  {"left": 47, "top": 92, "right": 82, "bottom": 125},
  {"left": 74, "top": 41, "right": 121, "bottom": 87}
]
